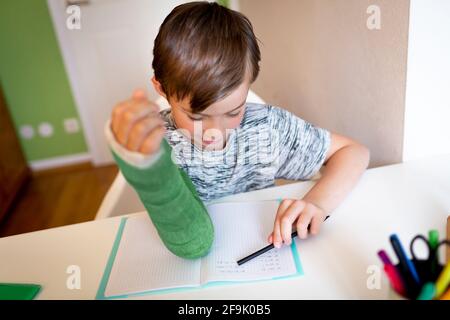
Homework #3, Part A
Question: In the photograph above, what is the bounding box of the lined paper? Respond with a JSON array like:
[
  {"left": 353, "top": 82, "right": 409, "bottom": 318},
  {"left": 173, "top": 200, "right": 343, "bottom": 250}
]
[
  {"left": 104, "top": 200, "right": 299, "bottom": 297},
  {"left": 104, "top": 213, "right": 201, "bottom": 297},
  {"left": 201, "top": 201, "right": 297, "bottom": 283}
]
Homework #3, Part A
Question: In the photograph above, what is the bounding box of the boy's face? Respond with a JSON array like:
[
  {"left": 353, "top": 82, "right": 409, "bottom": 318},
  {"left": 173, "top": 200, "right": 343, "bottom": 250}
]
[{"left": 152, "top": 77, "right": 251, "bottom": 150}]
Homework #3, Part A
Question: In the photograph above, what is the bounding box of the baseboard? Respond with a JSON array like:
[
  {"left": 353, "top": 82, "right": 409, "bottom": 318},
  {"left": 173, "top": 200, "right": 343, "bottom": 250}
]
[{"left": 29, "top": 153, "right": 92, "bottom": 172}]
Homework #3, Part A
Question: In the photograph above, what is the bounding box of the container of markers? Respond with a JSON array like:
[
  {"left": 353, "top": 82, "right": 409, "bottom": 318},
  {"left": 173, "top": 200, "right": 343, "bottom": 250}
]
[
  {"left": 378, "top": 232, "right": 450, "bottom": 300},
  {"left": 387, "top": 260, "right": 446, "bottom": 300}
]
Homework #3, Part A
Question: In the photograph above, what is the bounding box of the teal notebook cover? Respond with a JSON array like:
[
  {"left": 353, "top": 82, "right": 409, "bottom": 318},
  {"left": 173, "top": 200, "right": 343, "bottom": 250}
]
[{"left": 96, "top": 216, "right": 304, "bottom": 300}]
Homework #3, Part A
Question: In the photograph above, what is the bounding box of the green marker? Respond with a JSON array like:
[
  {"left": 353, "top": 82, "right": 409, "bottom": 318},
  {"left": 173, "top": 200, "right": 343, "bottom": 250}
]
[
  {"left": 417, "top": 282, "right": 436, "bottom": 300},
  {"left": 428, "top": 230, "right": 439, "bottom": 250},
  {"left": 429, "top": 230, "right": 440, "bottom": 278}
]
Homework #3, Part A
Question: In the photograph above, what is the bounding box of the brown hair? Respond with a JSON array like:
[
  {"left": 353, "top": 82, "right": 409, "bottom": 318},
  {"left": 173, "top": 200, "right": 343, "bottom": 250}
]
[{"left": 152, "top": 1, "right": 261, "bottom": 113}]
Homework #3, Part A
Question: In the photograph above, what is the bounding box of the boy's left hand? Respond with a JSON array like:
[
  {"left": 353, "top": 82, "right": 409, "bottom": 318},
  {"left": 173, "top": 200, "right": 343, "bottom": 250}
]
[{"left": 268, "top": 199, "right": 328, "bottom": 248}]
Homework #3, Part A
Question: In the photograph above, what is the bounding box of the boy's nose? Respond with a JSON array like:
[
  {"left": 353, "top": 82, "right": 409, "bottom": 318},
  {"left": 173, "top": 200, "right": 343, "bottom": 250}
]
[{"left": 203, "top": 118, "right": 224, "bottom": 134}]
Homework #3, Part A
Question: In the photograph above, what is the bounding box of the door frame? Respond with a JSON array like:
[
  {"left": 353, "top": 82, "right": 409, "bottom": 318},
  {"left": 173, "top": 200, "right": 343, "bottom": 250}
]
[
  {"left": 46, "top": 0, "right": 241, "bottom": 165},
  {"left": 47, "top": 0, "right": 102, "bottom": 164}
]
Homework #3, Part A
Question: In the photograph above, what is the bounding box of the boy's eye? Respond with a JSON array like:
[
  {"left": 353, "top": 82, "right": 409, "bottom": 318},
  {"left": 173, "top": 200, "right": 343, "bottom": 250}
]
[{"left": 226, "top": 112, "right": 240, "bottom": 117}]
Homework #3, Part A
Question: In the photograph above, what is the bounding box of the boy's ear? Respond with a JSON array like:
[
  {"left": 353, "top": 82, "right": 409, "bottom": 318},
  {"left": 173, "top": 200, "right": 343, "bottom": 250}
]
[{"left": 151, "top": 76, "right": 167, "bottom": 99}]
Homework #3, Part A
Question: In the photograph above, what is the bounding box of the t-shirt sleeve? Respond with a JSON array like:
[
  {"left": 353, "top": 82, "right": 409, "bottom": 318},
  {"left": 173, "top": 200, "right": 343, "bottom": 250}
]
[{"left": 268, "top": 106, "right": 331, "bottom": 180}]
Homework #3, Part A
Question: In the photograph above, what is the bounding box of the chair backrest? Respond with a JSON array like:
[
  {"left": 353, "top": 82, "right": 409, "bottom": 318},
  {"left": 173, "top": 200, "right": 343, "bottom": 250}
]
[{"left": 95, "top": 89, "right": 266, "bottom": 220}]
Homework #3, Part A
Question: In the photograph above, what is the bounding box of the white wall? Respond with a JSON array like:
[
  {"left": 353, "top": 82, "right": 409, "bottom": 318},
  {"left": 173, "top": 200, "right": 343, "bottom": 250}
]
[
  {"left": 403, "top": 0, "right": 450, "bottom": 161},
  {"left": 48, "top": 0, "right": 187, "bottom": 165},
  {"left": 239, "top": 0, "right": 410, "bottom": 167}
]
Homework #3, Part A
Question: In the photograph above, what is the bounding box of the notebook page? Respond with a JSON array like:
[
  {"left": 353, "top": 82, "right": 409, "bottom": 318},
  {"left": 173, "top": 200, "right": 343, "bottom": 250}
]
[
  {"left": 201, "top": 201, "right": 298, "bottom": 284},
  {"left": 104, "top": 213, "right": 201, "bottom": 297}
]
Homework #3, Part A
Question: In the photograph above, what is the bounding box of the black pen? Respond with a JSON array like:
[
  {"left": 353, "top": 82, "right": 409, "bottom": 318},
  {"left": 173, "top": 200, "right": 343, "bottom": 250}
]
[{"left": 237, "top": 215, "right": 330, "bottom": 266}]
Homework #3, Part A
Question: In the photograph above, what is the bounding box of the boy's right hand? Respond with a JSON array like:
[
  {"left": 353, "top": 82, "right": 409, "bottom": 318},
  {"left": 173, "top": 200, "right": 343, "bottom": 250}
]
[{"left": 111, "top": 89, "right": 166, "bottom": 155}]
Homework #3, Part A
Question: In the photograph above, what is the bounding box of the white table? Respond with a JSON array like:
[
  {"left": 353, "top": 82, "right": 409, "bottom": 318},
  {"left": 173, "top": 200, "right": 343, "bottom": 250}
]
[{"left": 1, "top": 154, "right": 449, "bottom": 299}]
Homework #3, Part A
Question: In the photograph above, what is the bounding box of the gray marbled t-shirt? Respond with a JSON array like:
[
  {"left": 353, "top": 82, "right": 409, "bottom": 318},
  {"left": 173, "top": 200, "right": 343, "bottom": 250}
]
[{"left": 160, "top": 103, "right": 331, "bottom": 203}]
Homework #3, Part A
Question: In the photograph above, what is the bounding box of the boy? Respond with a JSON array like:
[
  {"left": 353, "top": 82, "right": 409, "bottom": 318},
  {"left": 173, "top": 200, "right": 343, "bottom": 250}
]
[{"left": 105, "top": 2, "right": 370, "bottom": 259}]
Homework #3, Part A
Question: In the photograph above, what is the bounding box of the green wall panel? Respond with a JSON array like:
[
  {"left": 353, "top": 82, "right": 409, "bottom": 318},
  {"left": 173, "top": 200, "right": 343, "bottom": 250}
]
[{"left": 0, "top": 0, "right": 88, "bottom": 162}]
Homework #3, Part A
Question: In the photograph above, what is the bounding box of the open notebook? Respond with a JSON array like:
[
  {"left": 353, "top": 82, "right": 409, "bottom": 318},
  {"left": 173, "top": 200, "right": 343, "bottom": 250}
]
[{"left": 96, "top": 200, "right": 303, "bottom": 299}]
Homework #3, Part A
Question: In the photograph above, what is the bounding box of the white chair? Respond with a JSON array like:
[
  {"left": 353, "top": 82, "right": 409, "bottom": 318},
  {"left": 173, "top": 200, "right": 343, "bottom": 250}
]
[{"left": 95, "top": 90, "right": 266, "bottom": 219}]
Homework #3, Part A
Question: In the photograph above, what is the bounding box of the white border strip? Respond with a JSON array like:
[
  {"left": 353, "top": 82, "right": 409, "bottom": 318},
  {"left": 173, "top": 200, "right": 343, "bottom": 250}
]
[
  {"left": 46, "top": 0, "right": 98, "bottom": 163},
  {"left": 30, "top": 152, "right": 92, "bottom": 171}
]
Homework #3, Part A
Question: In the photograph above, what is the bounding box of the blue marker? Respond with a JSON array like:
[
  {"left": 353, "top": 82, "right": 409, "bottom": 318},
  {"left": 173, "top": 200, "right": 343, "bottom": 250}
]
[{"left": 390, "top": 234, "right": 421, "bottom": 296}]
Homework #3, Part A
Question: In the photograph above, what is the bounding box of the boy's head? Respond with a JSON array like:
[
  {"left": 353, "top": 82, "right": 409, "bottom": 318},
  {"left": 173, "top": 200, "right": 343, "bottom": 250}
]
[{"left": 151, "top": 1, "right": 261, "bottom": 149}]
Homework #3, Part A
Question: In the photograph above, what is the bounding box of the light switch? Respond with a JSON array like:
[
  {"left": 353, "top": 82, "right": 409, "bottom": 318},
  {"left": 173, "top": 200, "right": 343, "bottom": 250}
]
[{"left": 64, "top": 118, "right": 80, "bottom": 134}]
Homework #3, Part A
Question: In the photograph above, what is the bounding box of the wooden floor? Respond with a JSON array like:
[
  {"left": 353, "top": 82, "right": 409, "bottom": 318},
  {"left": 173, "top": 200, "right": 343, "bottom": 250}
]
[
  {"left": 0, "top": 163, "right": 295, "bottom": 238},
  {"left": 0, "top": 163, "right": 118, "bottom": 238}
]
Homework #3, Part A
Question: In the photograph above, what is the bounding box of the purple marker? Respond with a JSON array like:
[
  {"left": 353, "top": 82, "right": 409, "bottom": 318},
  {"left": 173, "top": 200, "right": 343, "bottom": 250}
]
[{"left": 378, "top": 250, "right": 394, "bottom": 266}]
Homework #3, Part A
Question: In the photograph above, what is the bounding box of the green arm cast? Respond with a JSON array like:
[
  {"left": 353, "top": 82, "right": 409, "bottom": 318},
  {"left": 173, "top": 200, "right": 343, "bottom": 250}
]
[{"left": 111, "top": 139, "right": 214, "bottom": 259}]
